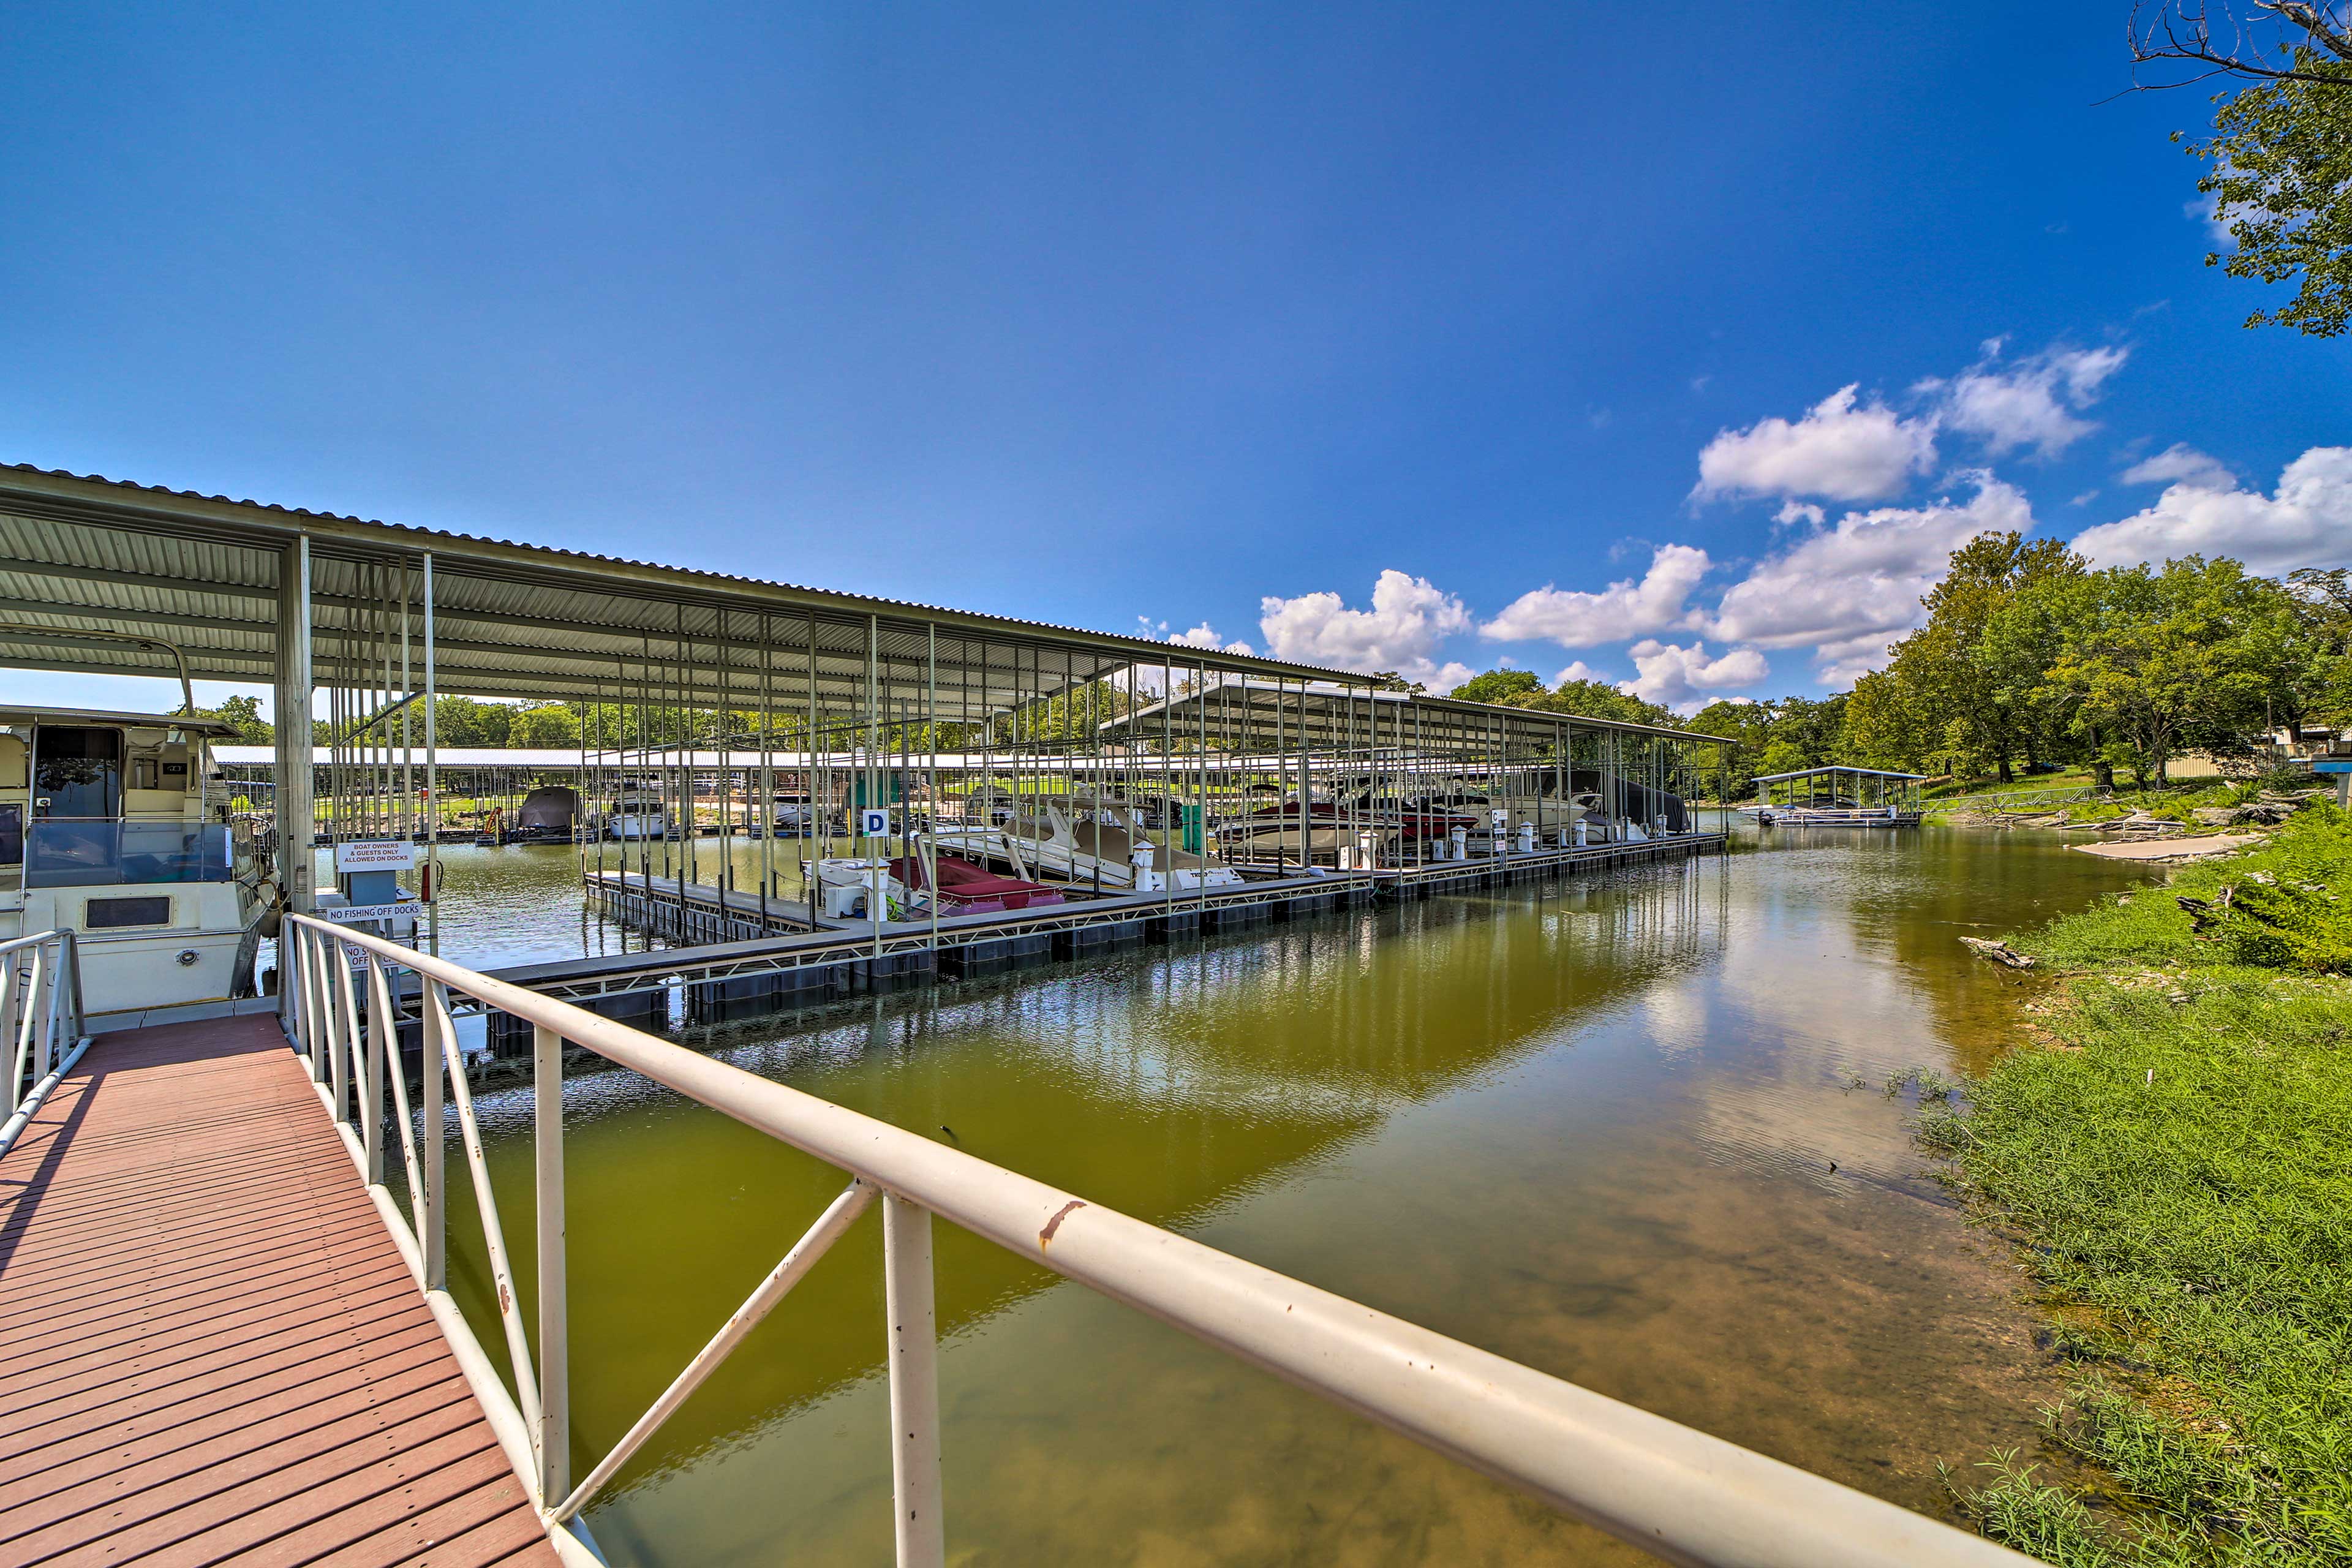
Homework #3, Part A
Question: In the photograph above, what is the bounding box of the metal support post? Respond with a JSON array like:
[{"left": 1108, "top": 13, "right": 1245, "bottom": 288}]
[
  {"left": 421, "top": 981, "right": 448, "bottom": 1291},
  {"left": 883, "top": 1194, "right": 946, "bottom": 1568},
  {"left": 362, "top": 956, "right": 386, "bottom": 1184},
  {"left": 275, "top": 537, "right": 316, "bottom": 1016},
  {"left": 534, "top": 1023, "right": 570, "bottom": 1504}
]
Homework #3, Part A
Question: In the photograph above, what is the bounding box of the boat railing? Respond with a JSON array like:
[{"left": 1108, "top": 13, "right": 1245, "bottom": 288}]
[
  {"left": 0, "top": 929, "right": 91, "bottom": 1160},
  {"left": 281, "top": 910, "right": 2031, "bottom": 1568}
]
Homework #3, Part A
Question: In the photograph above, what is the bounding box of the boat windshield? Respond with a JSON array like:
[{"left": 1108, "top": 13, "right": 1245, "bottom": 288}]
[{"left": 21, "top": 820, "right": 235, "bottom": 888}]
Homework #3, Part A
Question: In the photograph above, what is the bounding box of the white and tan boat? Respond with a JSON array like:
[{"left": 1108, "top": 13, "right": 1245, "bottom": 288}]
[
  {"left": 938, "top": 793, "right": 1240, "bottom": 893},
  {"left": 1, "top": 704, "right": 270, "bottom": 1024}
]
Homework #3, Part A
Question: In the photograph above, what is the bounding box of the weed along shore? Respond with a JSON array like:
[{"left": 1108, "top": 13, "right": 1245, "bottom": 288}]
[{"left": 1934, "top": 807, "right": 2352, "bottom": 1566}]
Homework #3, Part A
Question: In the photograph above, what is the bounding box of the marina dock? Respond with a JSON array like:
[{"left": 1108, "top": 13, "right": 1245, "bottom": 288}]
[
  {"left": 0, "top": 1015, "right": 555, "bottom": 1567},
  {"left": 0, "top": 466, "right": 2029, "bottom": 1567},
  {"left": 530, "top": 831, "right": 1728, "bottom": 1020}
]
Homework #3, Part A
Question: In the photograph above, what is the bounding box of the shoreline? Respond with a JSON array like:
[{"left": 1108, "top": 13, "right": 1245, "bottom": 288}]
[{"left": 1937, "top": 808, "right": 2352, "bottom": 1565}]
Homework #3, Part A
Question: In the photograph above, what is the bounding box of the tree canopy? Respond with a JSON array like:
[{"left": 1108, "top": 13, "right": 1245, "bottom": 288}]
[
  {"left": 2133, "top": 2, "right": 2352, "bottom": 336},
  {"left": 1445, "top": 669, "right": 1678, "bottom": 728}
]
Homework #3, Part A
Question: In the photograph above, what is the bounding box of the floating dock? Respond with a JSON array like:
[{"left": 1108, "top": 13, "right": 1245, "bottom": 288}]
[
  {"left": 459, "top": 832, "right": 1734, "bottom": 1039},
  {"left": 0, "top": 1016, "right": 556, "bottom": 1566}
]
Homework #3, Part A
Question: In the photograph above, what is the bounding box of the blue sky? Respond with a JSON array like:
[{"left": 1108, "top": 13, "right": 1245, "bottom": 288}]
[{"left": 4, "top": 3, "right": 2346, "bottom": 716}]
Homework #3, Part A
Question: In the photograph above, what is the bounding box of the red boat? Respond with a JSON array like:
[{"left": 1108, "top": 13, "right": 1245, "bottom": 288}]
[{"left": 889, "top": 853, "right": 1066, "bottom": 914}]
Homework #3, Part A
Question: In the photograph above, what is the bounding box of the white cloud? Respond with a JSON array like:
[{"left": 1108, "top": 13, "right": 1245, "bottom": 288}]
[
  {"left": 1926, "top": 343, "right": 2128, "bottom": 458},
  {"left": 1707, "top": 473, "right": 2034, "bottom": 675},
  {"left": 1257, "top": 569, "right": 1474, "bottom": 691},
  {"left": 2120, "top": 443, "right": 2234, "bottom": 491},
  {"left": 1618, "top": 640, "right": 1769, "bottom": 712},
  {"left": 2073, "top": 447, "right": 2352, "bottom": 575},
  {"left": 2186, "top": 192, "right": 2233, "bottom": 245},
  {"left": 1480, "top": 545, "right": 1711, "bottom": 648},
  {"left": 1167, "top": 622, "right": 1256, "bottom": 655},
  {"left": 1553, "top": 661, "right": 1600, "bottom": 685},
  {"left": 1694, "top": 385, "right": 1937, "bottom": 503}
]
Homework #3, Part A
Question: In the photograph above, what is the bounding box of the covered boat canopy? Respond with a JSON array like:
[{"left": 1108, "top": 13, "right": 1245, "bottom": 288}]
[{"left": 1750, "top": 766, "right": 1927, "bottom": 784}]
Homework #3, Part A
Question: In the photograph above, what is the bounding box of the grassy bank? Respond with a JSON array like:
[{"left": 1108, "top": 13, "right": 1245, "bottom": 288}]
[{"left": 1937, "top": 809, "right": 2352, "bottom": 1566}]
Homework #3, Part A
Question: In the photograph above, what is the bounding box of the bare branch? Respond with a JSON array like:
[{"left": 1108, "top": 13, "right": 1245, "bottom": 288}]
[{"left": 2127, "top": 0, "right": 2352, "bottom": 91}]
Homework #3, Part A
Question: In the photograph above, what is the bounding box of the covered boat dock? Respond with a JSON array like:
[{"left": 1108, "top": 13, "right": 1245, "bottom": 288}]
[{"left": 1746, "top": 765, "right": 1926, "bottom": 826}]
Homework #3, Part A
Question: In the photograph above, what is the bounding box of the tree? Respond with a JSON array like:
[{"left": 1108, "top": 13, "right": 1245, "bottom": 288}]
[
  {"left": 1687, "top": 699, "right": 1774, "bottom": 779},
  {"left": 2283, "top": 567, "right": 2352, "bottom": 728},
  {"left": 2034, "top": 556, "right": 2285, "bottom": 783},
  {"left": 193, "top": 694, "right": 273, "bottom": 744},
  {"left": 510, "top": 704, "right": 581, "bottom": 749},
  {"left": 1891, "top": 532, "right": 2087, "bottom": 782},
  {"left": 2130, "top": 2, "right": 2352, "bottom": 336},
  {"left": 1838, "top": 671, "right": 1933, "bottom": 772},
  {"left": 1755, "top": 739, "right": 1807, "bottom": 780},
  {"left": 1446, "top": 668, "right": 1680, "bottom": 728},
  {"left": 1448, "top": 670, "right": 1546, "bottom": 706}
]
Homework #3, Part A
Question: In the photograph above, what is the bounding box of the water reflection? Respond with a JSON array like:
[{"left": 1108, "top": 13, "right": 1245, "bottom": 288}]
[{"left": 426, "top": 825, "right": 2155, "bottom": 1566}]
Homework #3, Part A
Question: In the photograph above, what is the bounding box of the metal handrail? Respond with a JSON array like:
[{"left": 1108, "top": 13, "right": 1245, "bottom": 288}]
[
  {"left": 1927, "top": 785, "right": 2111, "bottom": 813},
  {"left": 0, "top": 929, "right": 91, "bottom": 1161},
  {"left": 282, "top": 911, "right": 2030, "bottom": 1568}
]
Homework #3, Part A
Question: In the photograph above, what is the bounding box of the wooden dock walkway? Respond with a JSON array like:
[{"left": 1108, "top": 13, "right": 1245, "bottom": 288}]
[{"left": 0, "top": 1015, "right": 557, "bottom": 1567}]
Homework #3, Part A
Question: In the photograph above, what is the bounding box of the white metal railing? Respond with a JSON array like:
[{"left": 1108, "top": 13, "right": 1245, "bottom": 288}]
[
  {"left": 281, "top": 912, "right": 2031, "bottom": 1568},
  {"left": 1927, "top": 785, "right": 2110, "bottom": 813},
  {"left": 0, "top": 930, "right": 91, "bottom": 1161}
]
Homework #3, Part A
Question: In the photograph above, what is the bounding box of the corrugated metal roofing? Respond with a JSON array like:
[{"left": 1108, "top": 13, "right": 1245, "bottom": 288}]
[
  {"left": 1099, "top": 677, "right": 1727, "bottom": 747},
  {"left": 0, "top": 465, "right": 1360, "bottom": 706}
]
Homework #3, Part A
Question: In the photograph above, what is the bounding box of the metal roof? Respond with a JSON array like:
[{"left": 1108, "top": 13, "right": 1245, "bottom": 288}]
[
  {"left": 1751, "top": 765, "right": 1926, "bottom": 782},
  {"left": 0, "top": 704, "right": 238, "bottom": 736},
  {"left": 0, "top": 464, "right": 1362, "bottom": 710},
  {"left": 1099, "top": 677, "right": 1731, "bottom": 748}
]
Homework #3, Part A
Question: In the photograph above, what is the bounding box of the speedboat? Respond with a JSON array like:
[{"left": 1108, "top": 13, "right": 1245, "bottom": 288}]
[
  {"left": 813, "top": 856, "right": 908, "bottom": 920},
  {"left": 889, "top": 853, "right": 1065, "bottom": 914},
  {"left": 942, "top": 794, "right": 1240, "bottom": 892},
  {"left": 1032, "top": 795, "right": 1242, "bottom": 892},
  {"left": 604, "top": 782, "right": 668, "bottom": 840}
]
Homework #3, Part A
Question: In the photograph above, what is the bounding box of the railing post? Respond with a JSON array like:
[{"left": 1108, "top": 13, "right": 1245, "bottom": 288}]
[
  {"left": 533, "top": 1022, "right": 569, "bottom": 1506},
  {"left": 0, "top": 950, "right": 20, "bottom": 1117},
  {"left": 883, "top": 1194, "right": 946, "bottom": 1568},
  {"left": 61, "top": 933, "right": 83, "bottom": 1043},
  {"left": 39, "top": 945, "right": 61, "bottom": 1084},
  {"left": 288, "top": 924, "right": 309, "bottom": 1064},
  {"left": 421, "top": 978, "right": 448, "bottom": 1291},
  {"left": 301, "top": 926, "right": 328, "bottom": 1081},
  {"left": 23, "top": 944, "right": 48, "bottom": 1090},
  {"left": 331, "top": 937, "right": 358, "bottom": 1121},
  {"left": 361, "top": 954, "right": 388, "bottom": 1185}
]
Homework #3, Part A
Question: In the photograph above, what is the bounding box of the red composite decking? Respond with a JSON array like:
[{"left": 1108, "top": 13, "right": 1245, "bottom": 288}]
[{"left": 0, "top": 1014, "right": 559, "bottom": 1567}]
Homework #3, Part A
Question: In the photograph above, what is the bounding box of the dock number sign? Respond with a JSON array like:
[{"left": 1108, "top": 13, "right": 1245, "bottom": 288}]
[{"left": 858, "top": 808, "right": 891, "bottom": 837}]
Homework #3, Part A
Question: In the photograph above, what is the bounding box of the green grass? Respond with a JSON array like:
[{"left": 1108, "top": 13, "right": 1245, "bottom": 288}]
[
  {"left": 1924, "top": 767, "right": 2098, "bottom": 802},
  {"left": 1937, "top": 809, "right": 2352, "bottom": 1564}
]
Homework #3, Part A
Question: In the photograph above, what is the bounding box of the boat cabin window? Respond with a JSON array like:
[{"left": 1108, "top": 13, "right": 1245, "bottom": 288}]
[
  {"left": 86, "top": 894, "right": 173, "bottom": 929},
  {"left": 34, "top": 726, "right": 123, "bottom": 821},
  {"left": 23, "top": 821, "right": 233, "bottom": 889}
]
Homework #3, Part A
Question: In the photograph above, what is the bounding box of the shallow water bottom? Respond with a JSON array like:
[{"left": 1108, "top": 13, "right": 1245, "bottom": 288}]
[{"left": 432, "top": 827, "right": 2153, "bottom": 1564}]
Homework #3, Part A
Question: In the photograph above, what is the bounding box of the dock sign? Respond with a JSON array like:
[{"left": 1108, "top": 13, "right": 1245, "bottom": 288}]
[
  {"left": 322, "top": 901, "right": 424, "bottom": 926},
  {"left": 858, "top": 807, "right": 892, "bottom": 837},
  {"left": 334, "top": 839, "right": 417, "bottom": 871}
]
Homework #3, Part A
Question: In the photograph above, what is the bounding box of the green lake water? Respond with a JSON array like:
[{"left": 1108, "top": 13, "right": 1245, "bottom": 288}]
[{"left": 410, "top": 823, "right": 2158, "bottom": 1565}]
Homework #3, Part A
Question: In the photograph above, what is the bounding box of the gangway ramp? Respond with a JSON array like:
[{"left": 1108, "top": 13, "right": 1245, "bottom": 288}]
[{"left": 0, "top": 1016, "right": 556, "bottom": 1566}]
